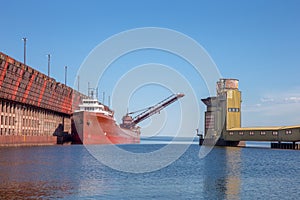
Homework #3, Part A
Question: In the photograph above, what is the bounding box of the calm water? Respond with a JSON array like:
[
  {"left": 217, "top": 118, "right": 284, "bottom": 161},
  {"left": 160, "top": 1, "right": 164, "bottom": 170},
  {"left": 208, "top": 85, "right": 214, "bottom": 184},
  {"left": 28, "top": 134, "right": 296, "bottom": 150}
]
[{"left": 0, "top": 142, "right": 300, "bottom": 199}]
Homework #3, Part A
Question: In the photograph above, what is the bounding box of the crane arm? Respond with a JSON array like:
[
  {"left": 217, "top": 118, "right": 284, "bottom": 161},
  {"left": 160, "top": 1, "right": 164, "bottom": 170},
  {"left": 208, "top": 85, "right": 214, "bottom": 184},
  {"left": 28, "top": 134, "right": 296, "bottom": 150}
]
[
  {"left": 131, "top": 93, "right": 184, "bottom": 125},
  {"left": 127, "top": 106, "right": 152, "bottom": 115}
]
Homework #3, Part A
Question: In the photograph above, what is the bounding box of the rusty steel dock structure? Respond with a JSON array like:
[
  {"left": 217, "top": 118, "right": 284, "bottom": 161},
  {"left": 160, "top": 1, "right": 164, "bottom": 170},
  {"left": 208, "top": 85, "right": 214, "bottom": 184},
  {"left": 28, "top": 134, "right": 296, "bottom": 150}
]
[{"left": 0, "top": 52, "right": 85, "bottom": 146}]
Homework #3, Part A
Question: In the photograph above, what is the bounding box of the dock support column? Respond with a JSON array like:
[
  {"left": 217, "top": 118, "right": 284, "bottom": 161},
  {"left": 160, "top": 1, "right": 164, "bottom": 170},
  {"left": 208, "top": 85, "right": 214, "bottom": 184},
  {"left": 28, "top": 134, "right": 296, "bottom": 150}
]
[
  {"left": 293, "top": 142, "right": 296, "bottom": 150},
  {"left": 3, "top": 102, "right": 7, "bottom": 135},
  {"left": 0, "top": 100, "right": 2, "bottom": 135}
]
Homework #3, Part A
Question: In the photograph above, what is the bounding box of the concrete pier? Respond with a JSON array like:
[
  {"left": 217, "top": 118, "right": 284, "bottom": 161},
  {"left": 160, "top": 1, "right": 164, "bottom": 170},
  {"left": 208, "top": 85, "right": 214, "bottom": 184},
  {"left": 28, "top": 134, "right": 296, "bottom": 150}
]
[{"left": 271, "top": 142, "right": 300, "bottom": 150}]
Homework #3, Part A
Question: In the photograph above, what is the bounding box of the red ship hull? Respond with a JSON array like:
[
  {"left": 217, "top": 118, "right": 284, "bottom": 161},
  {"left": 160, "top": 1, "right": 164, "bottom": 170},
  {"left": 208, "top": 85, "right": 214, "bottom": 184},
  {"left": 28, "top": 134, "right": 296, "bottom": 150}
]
[{"left": 71, "top": 111, "right": 140, "bottom": 145}]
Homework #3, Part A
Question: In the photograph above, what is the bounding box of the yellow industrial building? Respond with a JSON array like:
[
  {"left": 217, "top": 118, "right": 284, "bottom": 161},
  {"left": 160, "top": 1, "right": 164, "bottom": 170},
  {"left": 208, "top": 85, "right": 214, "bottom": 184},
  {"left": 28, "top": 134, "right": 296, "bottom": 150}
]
[{"left": 201, "top": 78, "right": 300, "bottom": 149}]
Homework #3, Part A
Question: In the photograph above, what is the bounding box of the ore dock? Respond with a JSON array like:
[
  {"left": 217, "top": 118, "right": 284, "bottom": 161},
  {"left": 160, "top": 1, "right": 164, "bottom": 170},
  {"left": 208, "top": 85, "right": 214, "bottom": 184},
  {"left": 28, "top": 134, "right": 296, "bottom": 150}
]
[{"left": 0, "top": 51, "right": 85, "bottom": 146}]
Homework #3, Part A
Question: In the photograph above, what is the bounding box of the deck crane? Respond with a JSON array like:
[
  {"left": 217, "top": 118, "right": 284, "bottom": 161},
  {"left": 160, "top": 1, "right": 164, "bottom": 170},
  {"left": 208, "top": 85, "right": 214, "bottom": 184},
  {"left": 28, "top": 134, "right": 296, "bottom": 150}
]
[{"left": 120, "top": 93, "right": 184, "bottom": 129}]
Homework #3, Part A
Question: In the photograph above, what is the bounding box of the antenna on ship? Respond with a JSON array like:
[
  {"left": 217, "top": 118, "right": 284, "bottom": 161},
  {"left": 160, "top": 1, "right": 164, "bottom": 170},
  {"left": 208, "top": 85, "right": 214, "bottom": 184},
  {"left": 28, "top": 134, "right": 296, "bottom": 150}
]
[
  {"left": 88, "top": 82, "right": 90, "bottom": 97},
  {"left": 96, "top": 87, "right": 99, "bottom": 100},
  {"left": 77, "top": 76, "right": 80, "bottom": 92},
  {"left": 91, "top": 90, "right": 94, "bottom": 99},
  {"left": 103, "top": 92, "right": 105, "bottom": 104}
]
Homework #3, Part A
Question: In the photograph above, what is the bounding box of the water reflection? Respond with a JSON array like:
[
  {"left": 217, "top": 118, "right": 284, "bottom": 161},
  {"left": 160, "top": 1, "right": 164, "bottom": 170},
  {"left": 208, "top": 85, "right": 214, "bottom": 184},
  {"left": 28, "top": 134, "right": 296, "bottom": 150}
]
[
  {"left": 0, "top": 180, "right": 73, "bottom": 199},
  {"left": 203, "top": 147, "right": 241, "bottom": 200},
  {"left": 0, "top": 145, "right": 244, "bottom": 199},
  {"left": 0, "top": 147, "right": 74, "bottom": 199},
  {"left": 0, "top": 146, "right": 96, "bottom": 199}
]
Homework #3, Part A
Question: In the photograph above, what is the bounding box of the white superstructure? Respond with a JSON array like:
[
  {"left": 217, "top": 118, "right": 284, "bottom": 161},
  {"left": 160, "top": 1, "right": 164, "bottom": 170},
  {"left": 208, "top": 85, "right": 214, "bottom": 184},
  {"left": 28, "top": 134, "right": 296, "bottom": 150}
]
[{"left": 75, "top": 99, "right": 113, "bottom": 116}]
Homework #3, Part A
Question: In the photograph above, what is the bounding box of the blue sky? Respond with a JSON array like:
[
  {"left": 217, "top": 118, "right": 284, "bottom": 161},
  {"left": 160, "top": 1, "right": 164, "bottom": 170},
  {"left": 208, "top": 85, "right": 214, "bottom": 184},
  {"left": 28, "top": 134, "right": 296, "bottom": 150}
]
[{"left": 1, "top": 0, "right": 300, "bottom": 135}]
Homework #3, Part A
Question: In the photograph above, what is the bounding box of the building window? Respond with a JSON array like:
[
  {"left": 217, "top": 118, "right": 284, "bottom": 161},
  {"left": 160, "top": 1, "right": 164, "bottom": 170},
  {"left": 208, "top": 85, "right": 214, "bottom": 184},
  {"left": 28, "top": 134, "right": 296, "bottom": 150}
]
[
  {"left": 260, "top": 131, "right": 266, "bottom": 135},
  {"left": 249, "top": 131, "right": 254, "bottom": 136},
  {"left": 228, "top": 108, "right": 240, "bottom": 112},
  {"left": 239, "top": 132, "right": 244, "bottom": 136},
  {"left": 285, "top": 130, "right": 292, "bottom": 135},
  {"left": 272, "top": 131, "right": 278, "bottom": 136}
]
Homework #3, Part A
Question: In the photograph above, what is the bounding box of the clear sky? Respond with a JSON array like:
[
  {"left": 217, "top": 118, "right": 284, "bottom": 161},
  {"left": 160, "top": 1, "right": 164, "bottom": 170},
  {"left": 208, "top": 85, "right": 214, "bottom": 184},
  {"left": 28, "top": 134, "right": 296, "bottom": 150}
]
[{"left": 1, "top": 0, "right": 300, "bottom": 136}]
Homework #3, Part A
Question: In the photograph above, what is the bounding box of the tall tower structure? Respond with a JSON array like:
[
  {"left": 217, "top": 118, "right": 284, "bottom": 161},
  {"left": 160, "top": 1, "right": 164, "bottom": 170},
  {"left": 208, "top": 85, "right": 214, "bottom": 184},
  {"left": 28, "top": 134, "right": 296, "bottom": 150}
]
[
  {"left": 217, "top": 79, "right": 241, "bottom": 130},
  {"left": 201, "top": 78, "right": 242, "bottom": 146}
]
